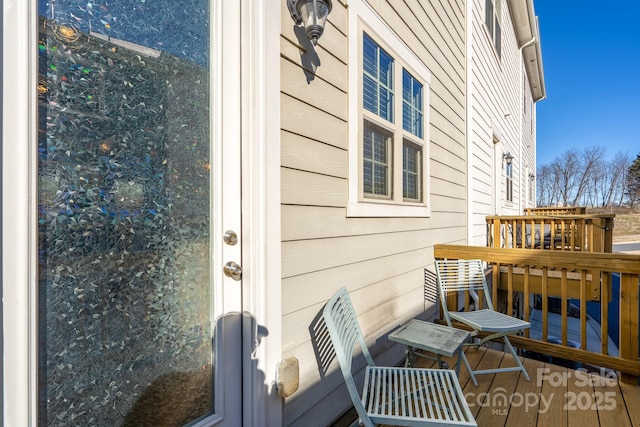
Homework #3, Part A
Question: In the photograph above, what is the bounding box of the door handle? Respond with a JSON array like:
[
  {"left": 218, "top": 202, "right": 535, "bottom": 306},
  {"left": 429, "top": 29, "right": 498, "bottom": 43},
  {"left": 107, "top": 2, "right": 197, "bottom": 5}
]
[{"left": 223, "top": 261, "right": 242, "bottom": 281}]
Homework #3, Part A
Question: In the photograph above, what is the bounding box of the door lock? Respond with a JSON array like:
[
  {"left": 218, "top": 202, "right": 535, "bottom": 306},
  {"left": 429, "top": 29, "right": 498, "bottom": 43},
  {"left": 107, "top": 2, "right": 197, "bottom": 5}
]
[
  {"left": 223, "top": 261, "right": 242, "bottom": 281},
  {"left": 223, "top": 230, "right": 238, "bottom": 245}
]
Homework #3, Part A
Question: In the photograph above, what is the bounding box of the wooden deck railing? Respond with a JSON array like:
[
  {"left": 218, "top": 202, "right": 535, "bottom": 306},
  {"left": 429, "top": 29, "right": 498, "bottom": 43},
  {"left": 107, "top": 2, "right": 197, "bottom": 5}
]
[
  {"left": 486, "top": 214, "right": 615, "bottom": 253},
  {"left": 525, "top": 206, "right": 587, "bottom": 215},
  {"left": 434, "top": 244, "right": 640, "bottom": 384}
]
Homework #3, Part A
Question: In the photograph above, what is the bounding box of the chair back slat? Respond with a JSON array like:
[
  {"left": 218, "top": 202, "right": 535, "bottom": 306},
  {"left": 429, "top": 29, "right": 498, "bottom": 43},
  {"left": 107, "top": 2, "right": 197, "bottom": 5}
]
[
  {"left": 435, "top": 259, "right": 485, "bottom": 292},
  {"left": 435, "top": 259, "right": 495, "bottom": 310}
]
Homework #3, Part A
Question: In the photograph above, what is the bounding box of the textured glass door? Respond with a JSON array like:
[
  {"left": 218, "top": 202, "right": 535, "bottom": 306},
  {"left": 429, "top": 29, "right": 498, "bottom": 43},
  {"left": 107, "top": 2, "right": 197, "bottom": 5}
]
[{"left": 36, "top": 0, "right": 239, "bottom": 425}]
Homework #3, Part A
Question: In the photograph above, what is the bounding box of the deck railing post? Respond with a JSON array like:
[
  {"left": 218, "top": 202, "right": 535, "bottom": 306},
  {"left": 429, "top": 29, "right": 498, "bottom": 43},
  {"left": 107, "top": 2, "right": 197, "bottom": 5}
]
[{"left": 619, "top": 273, "right": 640, "bottom": 385}]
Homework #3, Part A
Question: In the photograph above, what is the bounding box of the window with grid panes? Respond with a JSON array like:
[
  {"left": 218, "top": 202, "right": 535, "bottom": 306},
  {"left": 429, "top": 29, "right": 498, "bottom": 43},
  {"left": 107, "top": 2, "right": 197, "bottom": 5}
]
[
  {"left": 347, "top": 2, "right": 431, "bottom": 217},
  {"left": 358, "top": 33, "right": 427, "bottom": 207}
]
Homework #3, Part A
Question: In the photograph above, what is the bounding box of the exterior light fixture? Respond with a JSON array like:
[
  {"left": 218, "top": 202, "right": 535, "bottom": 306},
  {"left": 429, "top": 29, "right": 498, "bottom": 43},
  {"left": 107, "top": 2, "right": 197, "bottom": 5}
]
[
  {"left": 529, "top": 173, "right": 535, "bottom": 181},
  {"left": 287, "top": 0, "right": 332, "bottom": 45},
  {"left": 503, "top": 152, "right": 514, "bottom": 165}
]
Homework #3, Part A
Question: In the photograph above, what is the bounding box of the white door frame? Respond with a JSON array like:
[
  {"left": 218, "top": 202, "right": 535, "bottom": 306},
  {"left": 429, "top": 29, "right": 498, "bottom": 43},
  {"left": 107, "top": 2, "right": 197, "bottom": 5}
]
[
  {"left": 239, "top": 1, "right": 282, "bottom": 426},
  {"left": 1, "top": 0, "right": 282, "bottom": 424},
  {"left": 3, "top": 0, "right": 38, "bottom": 422}
]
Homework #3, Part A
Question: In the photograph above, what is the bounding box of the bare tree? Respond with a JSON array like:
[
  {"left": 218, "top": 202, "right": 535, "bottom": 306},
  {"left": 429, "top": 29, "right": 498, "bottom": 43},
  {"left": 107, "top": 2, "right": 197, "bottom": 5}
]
[
  {"left": 572, "top": 146, "right": 605, "bottom": 206},
  {"left": 536, "top": 163, "right": 555, "bottom": 206},
  {"left": 549, "top": 149, "right": 581, "bottom": 206}
]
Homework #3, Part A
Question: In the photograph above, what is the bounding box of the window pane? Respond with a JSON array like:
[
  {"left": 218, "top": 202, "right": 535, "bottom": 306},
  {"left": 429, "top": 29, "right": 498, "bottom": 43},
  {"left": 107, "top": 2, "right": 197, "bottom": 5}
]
[
  {"left": 402, "top": 69, "right": 423, "bottom": 138},
  {"left": 363, "top": 74, "right": 378, "bottom": 113},
  {"left": 379, "top": 51, "right": 394, "bottom": 88},
  {"left": 363, "top": 34, "right": 377, "bottom": 77},
  {"left": 485, "top": 0, "right": 494, "bottom": 35},
  {"left": 362, "top": 33, "right": 394, "bottom": 122},
  {"left": 363, "top": 121, "right": 391, "bottom": 197},
  {"left": 379, "top": 87, "right": 393, "bottom": 123},
  {"left": 413, "top": 79, "right": 423, "bottom": 110},
  {"left": 495, "top": 19, "right": 502, "bottom": 57},
  {"left": 506, "top": 162, "right": 513, "bottom": 202},
  {"left": 403, "top": 141, "right": 421, "bottom": 201},
  {"left": 36, "top": 0, "right": 213, "bottom": 425}
]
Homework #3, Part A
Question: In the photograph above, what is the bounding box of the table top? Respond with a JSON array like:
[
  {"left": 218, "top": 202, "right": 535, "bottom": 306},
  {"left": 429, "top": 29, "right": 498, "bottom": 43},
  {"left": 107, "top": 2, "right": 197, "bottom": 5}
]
[{"left": 388, "top": 319, "right": 470, "bottom": 358}]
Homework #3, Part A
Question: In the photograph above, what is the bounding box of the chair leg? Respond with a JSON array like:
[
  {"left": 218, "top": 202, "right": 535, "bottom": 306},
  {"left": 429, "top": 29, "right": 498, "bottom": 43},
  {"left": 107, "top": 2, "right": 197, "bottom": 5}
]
[
  {"left": 460, "top": 350, "right": 479, "bottom": 387},
  {"left": 503, "top": 336, "right": 530, "bottom": 382},
  {"left": 462, "top": 336, "right": 530, "bottom": 386}
]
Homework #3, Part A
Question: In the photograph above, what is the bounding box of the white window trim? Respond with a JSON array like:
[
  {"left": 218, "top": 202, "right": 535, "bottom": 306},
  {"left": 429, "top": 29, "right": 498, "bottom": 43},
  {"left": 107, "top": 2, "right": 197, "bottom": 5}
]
[{"left": 347, "top": 0, "right": 431, "bottom": 218}]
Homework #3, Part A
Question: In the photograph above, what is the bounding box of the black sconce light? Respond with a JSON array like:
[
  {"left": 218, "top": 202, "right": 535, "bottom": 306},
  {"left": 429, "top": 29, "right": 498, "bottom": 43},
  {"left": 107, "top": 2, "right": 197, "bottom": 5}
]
[{"left": 287, "top": 0, "right": 333, "bottom": 45}]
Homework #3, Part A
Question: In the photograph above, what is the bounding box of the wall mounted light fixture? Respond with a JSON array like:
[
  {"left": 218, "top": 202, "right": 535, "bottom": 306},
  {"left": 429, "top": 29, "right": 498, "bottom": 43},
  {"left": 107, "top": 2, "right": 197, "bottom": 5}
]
[
  {"left": 529, "top": 173, "right": 535, "bottom": 181},
  {"left": 287, "top": 0, "right": 333, "bottom": 45},
  {"left": 503, "top": 152, "right": 514, "bottom": 165}
]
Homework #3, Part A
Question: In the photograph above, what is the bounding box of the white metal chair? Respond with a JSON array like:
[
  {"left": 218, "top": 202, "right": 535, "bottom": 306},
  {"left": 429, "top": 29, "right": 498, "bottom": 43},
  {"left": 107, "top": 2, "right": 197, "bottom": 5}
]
[
  {"left": 323, "top": 287, "right": 476, "bottom": 427},
  {"left": 435, "top": 259, "right": 531, "bottom": 386}
]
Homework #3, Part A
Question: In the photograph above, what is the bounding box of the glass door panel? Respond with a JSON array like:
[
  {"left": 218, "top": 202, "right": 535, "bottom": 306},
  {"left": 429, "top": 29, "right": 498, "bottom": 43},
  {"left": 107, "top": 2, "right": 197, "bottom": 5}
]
[{"left": 36, "top": 1, "right": 221, "bottom": 425}]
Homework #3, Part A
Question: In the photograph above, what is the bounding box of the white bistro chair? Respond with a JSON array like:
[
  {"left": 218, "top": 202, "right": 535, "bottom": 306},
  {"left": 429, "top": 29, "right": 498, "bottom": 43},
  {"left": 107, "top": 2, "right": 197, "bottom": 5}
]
[
  {"left": 435, "top": 259, "right": 531, "bottom": 387},
  {"left": 323, "top": 287, "right": 476, "bottom": 427}
]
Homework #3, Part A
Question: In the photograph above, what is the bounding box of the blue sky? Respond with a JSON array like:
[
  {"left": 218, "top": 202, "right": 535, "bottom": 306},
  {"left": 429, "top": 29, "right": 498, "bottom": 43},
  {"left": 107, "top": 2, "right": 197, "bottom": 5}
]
[{"left": 534, "top": 1, "right": 640, "bottom": 166}]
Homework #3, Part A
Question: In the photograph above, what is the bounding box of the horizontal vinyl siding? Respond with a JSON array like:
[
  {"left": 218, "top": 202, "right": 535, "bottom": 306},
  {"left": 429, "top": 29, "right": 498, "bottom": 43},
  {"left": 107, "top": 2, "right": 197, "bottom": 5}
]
[
  {"left": 281, "top": 1, "right": 466, "bottom": 425},
  {"left": 470, "top": 0, "right": 534, "bottom": 246}
]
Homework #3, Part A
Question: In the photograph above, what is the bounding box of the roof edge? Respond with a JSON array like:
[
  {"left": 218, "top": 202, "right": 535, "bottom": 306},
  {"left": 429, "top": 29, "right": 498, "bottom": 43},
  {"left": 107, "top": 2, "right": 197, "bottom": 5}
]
[{"left": 508, "top": 0, "right": 546, "bottom": 101}]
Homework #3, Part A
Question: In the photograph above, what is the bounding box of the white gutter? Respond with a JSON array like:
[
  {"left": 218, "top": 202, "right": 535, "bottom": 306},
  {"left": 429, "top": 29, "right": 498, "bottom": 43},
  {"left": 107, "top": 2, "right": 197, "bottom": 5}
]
[{"left": 507, "top": 0, "right": 545, "bottom": 101}]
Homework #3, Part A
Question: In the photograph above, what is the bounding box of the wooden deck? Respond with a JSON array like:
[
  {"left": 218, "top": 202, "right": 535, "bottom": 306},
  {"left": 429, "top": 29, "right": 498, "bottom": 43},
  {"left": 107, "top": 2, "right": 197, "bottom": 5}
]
[{"left": 332, "top": 346, "right": 640, "bottom": 427}]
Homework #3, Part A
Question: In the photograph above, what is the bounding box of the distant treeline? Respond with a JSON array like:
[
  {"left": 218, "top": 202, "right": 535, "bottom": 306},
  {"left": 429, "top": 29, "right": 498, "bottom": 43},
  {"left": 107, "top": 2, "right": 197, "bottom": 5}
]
[{"left": 536, "top": 146, "right": 638, "bottom": 208}]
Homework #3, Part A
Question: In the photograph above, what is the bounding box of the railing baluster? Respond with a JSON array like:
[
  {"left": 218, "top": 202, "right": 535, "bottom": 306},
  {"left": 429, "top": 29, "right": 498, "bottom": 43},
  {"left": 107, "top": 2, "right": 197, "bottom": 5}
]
[
  {"left": 507, "top": 264, "right": 513, "bottom": 316},
  {"left": 529, "top": 218, "right": 535, "bottom": 249},
  {"left": 601, "top": 270, "right": 609, "bottom": 355},
  {"left": 561, "top": 269, "right": 568, "bottom": 346},
  {"left": 542, "top": 266, "right": 548, "bottom": 342},
  {"left": 524, "top": 265, "right": 530, "bottom": 338},
  {"left": 619, "top": 273, "right": 640, "bottom": 384},
  {"left": 580, "top": 270, "right": 587, "bottom": 351}
]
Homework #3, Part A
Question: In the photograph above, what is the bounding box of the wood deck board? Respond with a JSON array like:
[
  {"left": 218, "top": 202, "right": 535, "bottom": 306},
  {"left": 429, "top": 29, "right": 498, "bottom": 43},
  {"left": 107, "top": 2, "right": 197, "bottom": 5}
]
[
  {"left": 464, "top": 347, "right": 502, "bottom": 418},
  {"left": 536, "top": 362, "right": 568, "bottom": 427},
  {"left": 566, "top": 371, "right": 598, "bottom": 427},
  {"left": 333, "top": 345, "right": 640, "bottom": 427},
  {"left": 619, "top": 382, "right": 640, "bottom": 427},
  {"left": 504, "top": 357, "right": 542, "bottom": 427},
  {"left": 475, "top": 351, "right": 522, "bottom": 426}
]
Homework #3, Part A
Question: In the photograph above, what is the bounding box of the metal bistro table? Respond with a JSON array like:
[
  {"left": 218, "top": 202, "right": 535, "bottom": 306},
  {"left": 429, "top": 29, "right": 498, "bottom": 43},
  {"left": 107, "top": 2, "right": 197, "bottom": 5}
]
[{"left": 389, "top": 319, "right": 470, "bottom": 375}]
